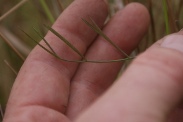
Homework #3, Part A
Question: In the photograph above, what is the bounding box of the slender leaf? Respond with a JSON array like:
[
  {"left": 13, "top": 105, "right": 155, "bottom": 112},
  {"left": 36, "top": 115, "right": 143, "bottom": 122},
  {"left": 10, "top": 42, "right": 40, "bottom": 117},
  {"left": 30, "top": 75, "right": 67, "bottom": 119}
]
[
  {"left": 162, "top": 0, "right": 170, "bottom": 34},
  {"left": 20, "top": 28, "right": 59, "bottom": 58},
  {"left": 4, "top": 60, "right": 18, "bottom": 75},
  {"left": 40, "top": 0, "right": 55, "bottom": 24},
  {"left": 82, "top": 18, "right": 129, "bottom": 58},
  {"left": 33, "top": 27, "right": 57, "bottom": 55},
  {"left": 0, "top": 32, "right": 25, "bottom": 61},
  {"left": 44, "top": 24, "right": 86, "bottom": 60},
  {"left": 21, "top": 27, "right": 134, "bottom": 63}
]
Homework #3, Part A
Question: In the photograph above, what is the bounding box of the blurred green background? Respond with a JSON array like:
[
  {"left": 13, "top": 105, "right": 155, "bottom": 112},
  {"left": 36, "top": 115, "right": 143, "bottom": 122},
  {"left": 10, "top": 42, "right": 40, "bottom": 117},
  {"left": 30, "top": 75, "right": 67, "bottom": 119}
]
[{"left": 0, "top": 0, "right": 183, "bottom": 120}]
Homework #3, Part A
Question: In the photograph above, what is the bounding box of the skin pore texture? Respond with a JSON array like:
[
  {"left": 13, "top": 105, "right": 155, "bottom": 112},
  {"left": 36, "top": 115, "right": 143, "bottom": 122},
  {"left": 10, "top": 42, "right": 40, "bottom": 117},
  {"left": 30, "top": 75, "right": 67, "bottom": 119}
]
[{"left": 3, "top": 0, "right": 183, "bottom": 122}]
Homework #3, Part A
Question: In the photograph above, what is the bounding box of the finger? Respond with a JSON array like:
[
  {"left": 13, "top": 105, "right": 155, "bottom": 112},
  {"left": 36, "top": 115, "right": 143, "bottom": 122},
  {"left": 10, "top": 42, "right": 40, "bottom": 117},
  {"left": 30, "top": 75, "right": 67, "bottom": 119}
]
[
  {"left": 75, "top": 32, "right": 183, "bottom": 122},
  {"left": 66, "top": 3, "right": 150, "bottom": 119},
  {"left": 4, "top": 0, "right": 108, "bottom": 121},
  {"left": 161, "top": 33, "right": 183, "bottom": 122}
]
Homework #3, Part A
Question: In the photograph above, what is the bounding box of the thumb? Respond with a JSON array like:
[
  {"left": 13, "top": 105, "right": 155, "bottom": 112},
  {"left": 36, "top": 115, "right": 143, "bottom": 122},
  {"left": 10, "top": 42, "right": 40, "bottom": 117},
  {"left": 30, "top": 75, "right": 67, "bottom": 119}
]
[{"left": 75, "top": 32, "right": 183, "bottom": 122}]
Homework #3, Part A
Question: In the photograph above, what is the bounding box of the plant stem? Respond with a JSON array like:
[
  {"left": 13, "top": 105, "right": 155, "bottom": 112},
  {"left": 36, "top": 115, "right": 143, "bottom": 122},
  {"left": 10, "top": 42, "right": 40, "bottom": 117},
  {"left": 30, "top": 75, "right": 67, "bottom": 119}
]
[
  {"left": 148, "top": 0, "right": 156, "bottom": 42},
  {"left": 0, "top": 32, "right": 25, "bottom": 61},
  {"left": 0, "top": 0, "right": 28, "bottom": 22},
  {"left": 57, "top": 0, "right": 64, "bottom": 12},
  {"left": 40, "top": 0, "right": 55, "bottom": 24},
  {"left": 0, "top": 104, "right": 3, "bottom": 119},
  {"left": 44, "top": 25, "right": 86, "bottom": 60},
  {"left": 4, "top": 60, "right": 18, "bottom": 75},
  {"left": 162, "top": 0, "right": 170, "bottom": 34}
]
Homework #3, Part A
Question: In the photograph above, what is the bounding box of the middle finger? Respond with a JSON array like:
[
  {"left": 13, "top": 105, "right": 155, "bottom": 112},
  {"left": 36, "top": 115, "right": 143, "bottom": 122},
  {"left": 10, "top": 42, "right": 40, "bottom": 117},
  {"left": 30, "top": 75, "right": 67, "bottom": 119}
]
[{"left": 66, "top": 3, "right": 150, "bottom": 119}]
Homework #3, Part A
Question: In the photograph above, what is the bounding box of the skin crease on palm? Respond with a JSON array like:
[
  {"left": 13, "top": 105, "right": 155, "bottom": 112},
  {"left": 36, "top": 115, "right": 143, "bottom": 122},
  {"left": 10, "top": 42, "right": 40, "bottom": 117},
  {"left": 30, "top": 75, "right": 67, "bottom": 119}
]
[{"left": 3, "top": 0, "right": 183, "bottom": 121}]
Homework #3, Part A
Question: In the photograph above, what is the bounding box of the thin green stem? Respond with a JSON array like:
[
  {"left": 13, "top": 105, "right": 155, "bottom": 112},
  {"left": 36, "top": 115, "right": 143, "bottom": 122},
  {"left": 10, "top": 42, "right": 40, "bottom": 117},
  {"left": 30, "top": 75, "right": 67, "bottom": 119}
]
[
  {"left": 148, "top": 0, "right": 156, "bottom": 42},
  {"left": 162, "top": 0, "right": 170, "bottom": 34},
  {"left": 166, "top": 0, "right": 178, "bottom": 32},
  {"left": 40, "top": 0, "right": 55, "bottom": 24}
]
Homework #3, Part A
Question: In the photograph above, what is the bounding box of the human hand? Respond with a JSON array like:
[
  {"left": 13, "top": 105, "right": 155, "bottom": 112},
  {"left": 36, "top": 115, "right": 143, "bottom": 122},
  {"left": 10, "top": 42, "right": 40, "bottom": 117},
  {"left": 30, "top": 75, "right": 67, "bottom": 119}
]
[{"left": 3, "top": 0, "right": 183, "bottom": 122}]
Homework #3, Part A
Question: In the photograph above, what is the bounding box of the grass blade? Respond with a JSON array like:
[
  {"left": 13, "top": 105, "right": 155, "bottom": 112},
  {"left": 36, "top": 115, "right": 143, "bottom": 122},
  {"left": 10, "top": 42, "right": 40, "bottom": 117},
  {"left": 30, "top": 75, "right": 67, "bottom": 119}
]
[
  {"left": 4, "top": 60, "right": 18, "bottom": 75},
  {"left": 20, "top": 27, "right": 134, "bottom": 63},
  {"left": 0, "top": 104, "right": 3, "bottom": 119},
  {"left": 162, "top": 0, "right": 170, "bottom": 34},
  {"left": 33, "top": 27, "right": 57, "bottom": 55},
  {"left": 176, "top": 1, "right": 183, "bottom": 30},
  {"left": 148, "top": 0, "right": 156, "bottom": 42},
  {"left": 82, "top": 18, "right": 129, "bottom": 58},
  {"left": 0, "top": 0, "right": 28, "bottom": 22},
  {"left": 166, "top": 0, "right": 178, "bottom": 32},
  {"left": 0, "top": 32, "right": 25, "bottom": 61},
  {"left": 44, "top": 25, "right": 86, "bottom": 60},
  {"left": 40, "top": 0, "right": 55, "bottom": 24},
  {"left": 20, "top": 28, "right": 59, "bottom": 57},
  {"left": 21, "top": 26, "right": 134, "bottom": 63},
  {"left": 57, "top": 0, "right": 64, "bottom": 12}
]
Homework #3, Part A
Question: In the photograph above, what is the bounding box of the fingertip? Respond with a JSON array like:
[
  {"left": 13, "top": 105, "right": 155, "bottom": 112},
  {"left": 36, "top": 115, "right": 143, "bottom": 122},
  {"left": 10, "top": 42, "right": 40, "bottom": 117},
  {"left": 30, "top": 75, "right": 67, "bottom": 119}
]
[
  {"left": 124, "top": 2, "right": 150, "bottom": 29},
  {"left": 126, "top": 2, "right": 150, "bottom": 16},
  {"left": 161, "top": 34, "right": 183, "bottom": 54},
  {"left": 107, "top": 2, "right": 150, "bottom": 53}
]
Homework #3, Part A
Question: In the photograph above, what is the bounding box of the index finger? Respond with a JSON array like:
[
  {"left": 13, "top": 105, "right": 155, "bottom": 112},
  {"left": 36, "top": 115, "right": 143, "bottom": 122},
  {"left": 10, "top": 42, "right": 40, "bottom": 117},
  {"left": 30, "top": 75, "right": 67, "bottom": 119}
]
[{"left": 4, "top": 0, "right": 108, "bottom": 121}]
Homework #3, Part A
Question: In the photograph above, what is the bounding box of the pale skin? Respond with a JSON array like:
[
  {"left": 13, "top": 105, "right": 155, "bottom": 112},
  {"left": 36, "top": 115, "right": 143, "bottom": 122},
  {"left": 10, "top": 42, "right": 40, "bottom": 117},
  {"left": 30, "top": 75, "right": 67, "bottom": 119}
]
[{"left": 3, "top": 0, "right": 183, "bottom": 122}]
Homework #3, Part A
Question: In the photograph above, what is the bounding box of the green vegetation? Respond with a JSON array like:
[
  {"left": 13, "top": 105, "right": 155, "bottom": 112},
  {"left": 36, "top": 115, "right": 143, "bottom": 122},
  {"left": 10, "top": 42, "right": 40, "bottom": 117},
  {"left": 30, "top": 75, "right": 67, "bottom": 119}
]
[{"left": 0, "top": 0, "right": 183, "bottom": 120}]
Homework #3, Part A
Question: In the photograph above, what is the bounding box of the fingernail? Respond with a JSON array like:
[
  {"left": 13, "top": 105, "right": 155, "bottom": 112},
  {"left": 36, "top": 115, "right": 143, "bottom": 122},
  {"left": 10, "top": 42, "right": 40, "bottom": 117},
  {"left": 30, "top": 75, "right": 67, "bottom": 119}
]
[{"left": 161, "top": 35, "right": 183, "bottom": 54}]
